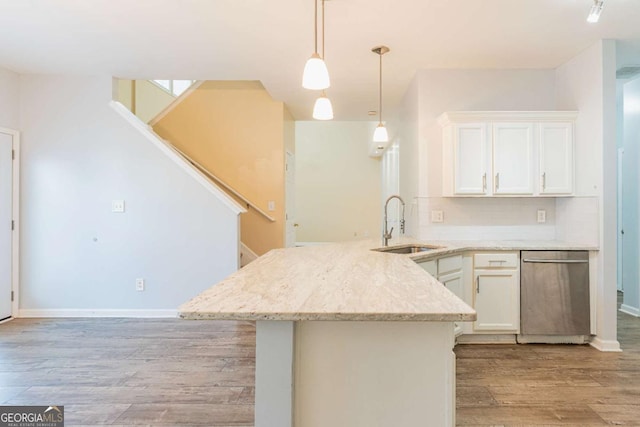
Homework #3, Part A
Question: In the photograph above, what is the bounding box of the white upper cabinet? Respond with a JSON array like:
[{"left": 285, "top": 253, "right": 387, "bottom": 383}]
[
  {"left": 539, "top": 122, "right": 574, "bottom": 195},
  {"left": 492, "top": 123, "right": 534, "bottom": 195},
  {"left": 439, "top": 111, "right": 577, "bottom": 197},
  {"left": 454, "top": 124, "right": 488, "bottom": 195}
]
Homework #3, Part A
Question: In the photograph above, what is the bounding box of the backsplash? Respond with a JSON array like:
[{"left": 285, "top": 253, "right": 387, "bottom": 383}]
[
  {"left": 555, "top": 197, "right": 600, "bottom": 245},
  {"left": 413, "top": 197, "right": 558, "bottom": 241}
]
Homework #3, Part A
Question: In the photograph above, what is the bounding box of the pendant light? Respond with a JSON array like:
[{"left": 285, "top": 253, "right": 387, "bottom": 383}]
[
  {"left": 372, "top": 46, "right": 390, "bottom": 143},
  {"left": 313, "top": 91, "right": 334, "bottom": 120},
  {"left": 302, "top": 0, "right": 330, "bottom": 90},
  {"left": 312, "top": 0, "right": 333, "bottom": 120}
]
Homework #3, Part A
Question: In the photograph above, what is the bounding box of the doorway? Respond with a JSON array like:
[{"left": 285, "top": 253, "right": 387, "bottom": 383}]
[{"left": 0, "top": 128, "right": 18, "bottom": 320}]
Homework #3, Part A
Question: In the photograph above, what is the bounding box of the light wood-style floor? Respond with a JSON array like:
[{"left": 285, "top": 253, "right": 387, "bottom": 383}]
[{"left": 0, "top": 298, "right": 638, "bottom": 426}]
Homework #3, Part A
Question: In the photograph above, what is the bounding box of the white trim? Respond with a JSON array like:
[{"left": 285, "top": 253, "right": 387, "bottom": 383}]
[
  {"left": 619, "top": 304, "right": 640, "bottom": 317},
  {"left": 174, "top": 145, "right": 275, "bottom": 222},
  {"left": 148, "top": 80, "right": 205, "bottom": 126},
  {"left": 437, "top": 111, "right": 579, "bottom": 127},
  {"left": 109, "top": 101, "right": 246, "bottom": 216},
  {"left": 0, "top": 127, "right": 20, "bottom": 319},
  {"left": 18, "top": 309, "right": 178, "bottom": 318},
  {"left": 589, "top": 337, "right": 622, "bottom": 352}
]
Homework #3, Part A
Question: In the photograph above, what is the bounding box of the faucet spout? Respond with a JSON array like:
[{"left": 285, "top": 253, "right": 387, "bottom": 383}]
[{"left": 383, "top": 195, "right": 406, "bottom": 246}]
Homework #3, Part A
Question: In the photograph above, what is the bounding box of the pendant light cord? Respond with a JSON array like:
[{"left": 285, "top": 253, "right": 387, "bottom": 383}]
[
  {"left": 314, "top": 0, "right": 318, "bottom": 54},
  {"left": 322, "top": 0, "right": 326, "bottom": 60},
  {"left": 379, "top": 51, "right": 383, "bottom": 125}
]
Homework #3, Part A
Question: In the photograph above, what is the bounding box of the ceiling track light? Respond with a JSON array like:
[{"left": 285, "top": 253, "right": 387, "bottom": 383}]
[
  {"left": 302, "top": 0, "right": 330, "bottom": 90},
  {"left": 587, "top": 0, "right": 604, "bottom": 23},
  {"left": 372, "top": 45, "right": 390, "bottom": 143}
]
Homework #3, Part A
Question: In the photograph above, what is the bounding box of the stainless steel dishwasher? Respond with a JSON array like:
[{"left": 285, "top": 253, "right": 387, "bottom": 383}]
[{"left": 520, "top": 251, "right": 590, "bottom": 340}]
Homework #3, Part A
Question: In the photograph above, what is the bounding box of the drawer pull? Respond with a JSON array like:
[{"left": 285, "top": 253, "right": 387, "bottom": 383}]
[{"left": 476, "top": 276, "right": 480, "bottom": 293}]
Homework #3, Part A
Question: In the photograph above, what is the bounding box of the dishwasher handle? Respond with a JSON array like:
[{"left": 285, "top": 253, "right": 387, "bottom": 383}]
[{"left": 522, "top": 258, "right": 588, "bottom": 264}]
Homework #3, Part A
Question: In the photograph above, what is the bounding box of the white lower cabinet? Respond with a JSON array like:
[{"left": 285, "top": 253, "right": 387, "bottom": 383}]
[
  {"left": 417, "top": 255, "right": 468, "bottom": 336},
  {"left": 472, "top": 252, "right": 520, "bottom": 333},
  {"left": 439, "top": 270, "right": 464, "bottom": 336}
]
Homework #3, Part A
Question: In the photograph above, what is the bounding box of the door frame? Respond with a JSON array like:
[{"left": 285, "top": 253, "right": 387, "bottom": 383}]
[
  {"left": 0, "top": 127, "right": 20, "bottom": 318},
  {"left": 617, "top": 147, "right": 624, "bottom": 292}
]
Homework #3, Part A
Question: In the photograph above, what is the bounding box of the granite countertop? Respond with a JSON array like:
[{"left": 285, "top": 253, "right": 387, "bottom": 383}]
[
  {"left": 179, "top": 238, "right": 597, "bottom": 322},
  {"left": 397, "top": 239, "right": 599, "bottom": 263},
  {"left": 179, "top": 239, "right": 477, "bottom": 322}
]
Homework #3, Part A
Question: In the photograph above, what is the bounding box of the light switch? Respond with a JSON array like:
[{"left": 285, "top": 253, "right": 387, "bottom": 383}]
[
  {"left": 537, "top": 209, "right": 546, "bottom": 223},
  {"left": 136, "top": 278, "right": 144, "bottom": 291},
  {"left": 267, "top": 201, "right": 275, "bottom": 211},
  {"left": 112, "top": 200, "right": 125, "bottom": 213},
  {"left": 431, "top": 210, "right": 444, "bottom": 223}
]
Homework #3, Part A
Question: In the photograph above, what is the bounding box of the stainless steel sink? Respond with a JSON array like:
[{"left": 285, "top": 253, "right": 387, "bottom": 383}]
[{"left": 372, "top": 244, "right": 441, "bottom": 254}]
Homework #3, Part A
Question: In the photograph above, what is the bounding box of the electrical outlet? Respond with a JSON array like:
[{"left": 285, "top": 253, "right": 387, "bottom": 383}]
[
  {"left": 267, "top": 201, "right": 275, "bottom": 211},
  {"left": 537, "top": 209, "right": 546, "bottom": 223},
  {"left": 431, "top": 210, "right": 444, "bottom": 223},
  {"left": 112, "top": 200, "right": 125, "bottom": 213},
  {"left": 136, "top": 278, "right": 145, "bottom": 291}
]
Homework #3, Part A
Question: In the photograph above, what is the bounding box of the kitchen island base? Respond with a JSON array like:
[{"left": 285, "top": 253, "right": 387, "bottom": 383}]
[{"left": 256, "top": 320, "right": 456, "bottom": 427}]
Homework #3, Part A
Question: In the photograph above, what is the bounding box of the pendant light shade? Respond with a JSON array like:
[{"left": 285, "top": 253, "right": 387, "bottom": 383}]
[
  {"left": 373, "top": 123, "right": 389, "bottom": 142},
  {"left": 302, "top": 0, "right": 330, "bottom": 90},
  {"left": 313, "top": 91, "right": 334, "bottom": 120},
  {"left": 303, "top": 53, "right": 330, "bottom": 90},
  {"left": 372, "top": 45, "right": 390, "bottom": 143}
]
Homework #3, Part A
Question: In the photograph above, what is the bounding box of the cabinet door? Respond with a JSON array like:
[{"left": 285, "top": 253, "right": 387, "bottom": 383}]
[
  {"left": 539, "top": 122, "right": 573, "bottom": 195},
  {"left": 492, "top": 123, "right": 534, "bottom": 195},
  {"left": 473, "top": 270, "right": 519, "bottom": 332},
  {"left": 439, "top": 271, "right": 464, "bottom": 336},
  {"left": 418, "top": 260, "right": 437, "bottom": 277},
  {"left": 454, "top": 124, "right": 488, "bottom": 195}
]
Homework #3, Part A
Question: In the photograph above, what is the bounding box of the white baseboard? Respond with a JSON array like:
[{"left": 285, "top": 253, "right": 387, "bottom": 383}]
[
  {"left": 18, "top": 309, "right": 178, "bottom": 318},
  {"left": 589, "top": 337, "right": 622, "bottom": 352},
  {"left": 619, "top": 304, "right": 640, "bottom": 317}
]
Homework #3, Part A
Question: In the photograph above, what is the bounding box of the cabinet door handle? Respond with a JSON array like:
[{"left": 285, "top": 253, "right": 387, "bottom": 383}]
[
  {"left": 495, "top": 173, "right": 500, "bottom": 190},
  {"left": 482, "top": 173, "right": 487, "bottom": 191},
  {"left": 542, "top": 172, "right": 546, "bottom": 191},
  {"left": 476, "top": 276, "right": 480, "bottom": 293}
]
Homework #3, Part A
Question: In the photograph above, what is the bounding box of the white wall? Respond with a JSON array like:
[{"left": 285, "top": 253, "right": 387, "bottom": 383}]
[
  {"left": 391, "top": 69, "right": 559, "bottom": 240},
  {"left": 295, "top": 121, "right": 381, "bottom": 242},
  {"left": 390, "top": 75, "right": 420, "bottom": 237},
  {"left": 555, "top": 40, "right": 619, "bottom": 350},
  {"left": 621, "top": 76, "right": 640, "bottom": 314},
  {"left": 0, "top": 67, "right": 19, "bottom": 129},
  {"left": 18, "top": 74, "right": 240, "bottom": 313}
]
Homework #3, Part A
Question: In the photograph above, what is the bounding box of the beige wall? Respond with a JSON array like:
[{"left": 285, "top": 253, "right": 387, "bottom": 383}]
[
  {"left": 295, "top": 121, "right": 381, "bottom": 242},
  {"left": 153, "top": 81, "right": 288, "bottom": 255},
  {"left": 116, "top": 79, "right": 176, "bottom": 124},
  {"left": 117, "top": 79, "right": 133, "bottom": 111}
]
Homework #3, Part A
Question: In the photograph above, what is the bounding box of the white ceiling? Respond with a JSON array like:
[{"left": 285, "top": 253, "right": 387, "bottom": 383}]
[{"left": 1, "top": 0, "right": 640, "bottom": 120}]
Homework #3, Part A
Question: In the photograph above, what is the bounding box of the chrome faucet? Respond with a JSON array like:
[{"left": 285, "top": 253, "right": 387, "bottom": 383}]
[{"left": 383, "top": 195, "right": 405, "bottom": 246}]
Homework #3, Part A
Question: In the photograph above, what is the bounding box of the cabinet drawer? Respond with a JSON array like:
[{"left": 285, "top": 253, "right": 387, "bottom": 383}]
[
  {"left": 474, "top": 252, "right": 519, "bottom": 268},
  {"left": 438, "top": 255, "right": 463, "bottom": 276}
]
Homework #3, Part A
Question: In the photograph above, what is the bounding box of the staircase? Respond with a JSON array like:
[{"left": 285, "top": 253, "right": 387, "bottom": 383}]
[{"left": 115, "top": 78, "right": 294, "bottom": 266}]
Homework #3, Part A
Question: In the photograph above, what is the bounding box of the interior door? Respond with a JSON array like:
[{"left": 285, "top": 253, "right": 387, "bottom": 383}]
[
  {"left": 0, "top": 131, "right": 13, "bottom": 320},
  {"left": 285, "top": 151, "right": 296, "bottom": 248}
]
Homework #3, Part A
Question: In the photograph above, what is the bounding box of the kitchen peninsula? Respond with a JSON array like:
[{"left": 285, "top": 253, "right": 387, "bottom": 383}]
[{"left": 179, "top": 240, "right": 476, "bottom": 427}]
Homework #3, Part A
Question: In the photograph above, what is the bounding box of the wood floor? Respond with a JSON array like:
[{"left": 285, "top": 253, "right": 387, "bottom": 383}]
[{"left": 0, "top": 299, "right": 638, "bottom": 426}]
